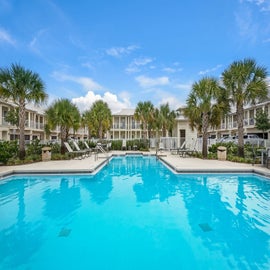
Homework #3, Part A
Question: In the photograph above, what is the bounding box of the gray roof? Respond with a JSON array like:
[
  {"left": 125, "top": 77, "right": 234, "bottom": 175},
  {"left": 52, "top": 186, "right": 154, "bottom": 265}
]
[{"left": 113, "top": 108, "right": 135, "bottom": 116}]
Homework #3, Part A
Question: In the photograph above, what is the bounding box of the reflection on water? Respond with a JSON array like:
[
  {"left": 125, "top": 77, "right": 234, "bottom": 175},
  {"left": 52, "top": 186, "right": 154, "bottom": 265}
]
[{"left": 0, "top": 157, "right": 270, "bottom": 270}]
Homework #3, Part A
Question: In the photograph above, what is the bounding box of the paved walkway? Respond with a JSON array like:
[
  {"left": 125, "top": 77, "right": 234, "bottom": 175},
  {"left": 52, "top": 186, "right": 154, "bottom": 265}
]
[{"left": 0, "top": 150, "right": 270, "bottom": 178}]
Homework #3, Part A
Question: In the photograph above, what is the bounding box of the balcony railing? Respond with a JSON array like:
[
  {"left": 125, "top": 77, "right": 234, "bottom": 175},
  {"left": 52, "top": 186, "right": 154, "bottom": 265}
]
[{"left": 112, "top": 123, "right": 141, "bottom": 130}]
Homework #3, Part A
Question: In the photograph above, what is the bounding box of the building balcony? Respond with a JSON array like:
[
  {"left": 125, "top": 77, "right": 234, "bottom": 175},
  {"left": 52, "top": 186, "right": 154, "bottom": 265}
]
[
  {"left": 249, "top": 118, "right": 255, "bottom": 125},
  {"left": 1, "top": 117, "right": 9, "bottom": 126}
]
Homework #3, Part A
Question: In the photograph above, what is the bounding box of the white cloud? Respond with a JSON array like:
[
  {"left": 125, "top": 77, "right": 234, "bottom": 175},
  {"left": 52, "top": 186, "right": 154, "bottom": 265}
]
[
  {"left": 0, "top": 28, "right": 16, "bottom": 46},
  {"left": 135, "top": 75, "right": 169, "bottom": 88},
  {"left": 158, "top": 96, "right": 183, "bottom": 110},
  {"left": 243, "top": 0, "right": 270, "bottom": 11},
  {"left": 236, "top": 1, "right": 270, "bottom": 43},
  {"left": 174, "top": 83, "right": 192, "bottom": 91},
  {"left": 198, "top": 64, "right": 223, "bottom": 75},
  {"left": 72, "top": 90, "right": 131, "bottom": 113},
  {"left": 235, "top": 7, "right": 259, "bottom": 42},
  {"left": 106, "top": 45, "right": 139, "bottom": 57},
  {"left": 163, "top": 67, "right": 176, "bottom": 73},
  {"left": 52, "top": 71, "right": 102, "bottom": 91},
  {"left": 163, "top": 67, "right": 183, "bottom": 73},
  {"left": 133, "top": 57, "right": 153, "bottom": 66},
  {"left": 29, "top": 29, "right": 50, "bottom": 56},
  {"left": 125, "top": 57, "right": 153, "bottom": 73}
]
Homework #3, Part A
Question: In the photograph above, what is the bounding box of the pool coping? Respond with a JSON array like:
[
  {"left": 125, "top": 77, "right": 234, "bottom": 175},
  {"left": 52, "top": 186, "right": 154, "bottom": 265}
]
[
  {"left": 158, "top": 156, "right": 270, "bottom": 178},
  {"left": 1, "top": 152, "right": 270, "bottom": 179},
  {"left": 0, "top": 157, "right": 110, "bottom": 179}
]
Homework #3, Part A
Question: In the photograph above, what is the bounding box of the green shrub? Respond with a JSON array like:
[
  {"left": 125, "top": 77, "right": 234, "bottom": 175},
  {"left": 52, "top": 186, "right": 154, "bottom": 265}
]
[
  {"left": 51, "top": 153, "right": 67, "bottom": 160},
  {"left": 208, "top": 142, "right": 237, "bottom": 156},
  {"left": 6, "top": 157, "right": 24, "bottom": 165},
  {"left": 111, "top": 140, "right": 122, "bottom": 150},
  {"left": 0, "top": 141, "right": 19, "bottom": 165},
  {"left": 48, "top": 142, "right": 61, "bottom": 154},
  {"left": 207, "top": 153, "right": 217, "bottom": 159},
  {"left": 26, "top": 139, "right": 42, "bottom": 156}
]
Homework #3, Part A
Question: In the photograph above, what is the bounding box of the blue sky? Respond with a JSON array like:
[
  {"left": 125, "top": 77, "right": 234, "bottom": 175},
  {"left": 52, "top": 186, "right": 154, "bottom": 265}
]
[{"left": 1, "top": 0, "right": 270, "bottom": 113}]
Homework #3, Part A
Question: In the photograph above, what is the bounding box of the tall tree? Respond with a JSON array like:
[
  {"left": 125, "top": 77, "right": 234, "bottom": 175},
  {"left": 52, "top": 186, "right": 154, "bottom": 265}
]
[
  {"left": 81, "top": 110, "right": 95, "bottom": 139},
  {"left": 184, "top": 77, "right": 227, "bottom": 158},
  {"left": 159, "top": 103, "right": 176, "bottom": 137},
  {"left": 0, "top": 63, "right": 47, "bottom": 159},
  {"left": 222, "top": 58, "right": 269, "bottom": 157},
  {"left": 255, "top": 110, "right": 270, "bottom": 140},
  {"left": 134, "top": 101, "right": 155, "bottom": 140},
  {"left": 86, "top": 100, "right": 112, "bottom": 140},
  {"left": 45, "top": 99, "right": 81, "bottom": 154}
]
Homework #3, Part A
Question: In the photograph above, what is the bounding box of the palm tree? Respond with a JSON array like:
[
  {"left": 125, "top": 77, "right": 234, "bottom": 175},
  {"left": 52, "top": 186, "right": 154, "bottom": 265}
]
[
  {"left": 159, "top": 103, "right": 176, "bottom": 137},
  {"left": 86, "top": 100, "right": 112, "bottom": 140},
  {"left": 222, "top": 58, "right": 269, "bottom": 157},
  {"left": 0, "top": 63, "right": 47, "bottom": 159},
  {"left": 45, "top": 99, "right": 81, "bottom": 154},
  {"left": 184, "top": 77, "right": 227, "bottom": 158},
  {"left": 134, "top": 101, "right": 155, "bottom": 140},
  {"left": 81, "top": 110, "right": 95, "bottom": 139}
]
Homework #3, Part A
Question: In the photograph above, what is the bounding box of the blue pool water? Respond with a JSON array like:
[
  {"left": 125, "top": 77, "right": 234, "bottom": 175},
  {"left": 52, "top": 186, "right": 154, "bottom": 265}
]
[{"left": 0, "top": 155, "right": 270, "bottom": 270}]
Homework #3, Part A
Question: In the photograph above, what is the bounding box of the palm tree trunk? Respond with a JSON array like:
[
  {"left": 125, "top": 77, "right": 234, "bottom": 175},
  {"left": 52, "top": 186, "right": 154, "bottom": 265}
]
[
  {"left": 99, "top": 123, "right": 103, "bottom": 139},
  {"left": 18, "top": 101, "right": 26, "bottom": 159},
  {"left": 162, "top": 127, "right": 166, "bottom": 137},
  {"left": 60, "top": 126, "right": 66, "bottom": 154},
  {"left": 202, "top": 112, "right": 209, "bottom": 159},
  {"left": 237, "top": 103, "right": 245, "bottom": 157}
]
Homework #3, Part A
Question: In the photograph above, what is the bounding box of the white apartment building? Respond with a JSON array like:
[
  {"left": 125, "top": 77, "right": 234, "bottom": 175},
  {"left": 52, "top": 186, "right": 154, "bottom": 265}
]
[
  {"left": 1, "top": 99, "right": 270, "bottom": 147},
  {"left": 211, "top": 101, "right": 270, "bottom": 139},
  {"left": 108, "top": 108, "right": 197, "bottom": 149},
  {"left": 0, "top": 100, "right": 88, "bottom": 142},
  {"left": 108, "top": 109, "right": 143, "bottom": 140},
  {"left": 0, "top": 100, "right": 46, "bottom": 142}
]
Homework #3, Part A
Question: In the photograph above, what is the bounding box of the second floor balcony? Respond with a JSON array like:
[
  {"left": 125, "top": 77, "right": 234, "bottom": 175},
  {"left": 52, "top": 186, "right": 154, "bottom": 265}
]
[{"left": 112, "top": 123, "right": 141, "bottom": 130}]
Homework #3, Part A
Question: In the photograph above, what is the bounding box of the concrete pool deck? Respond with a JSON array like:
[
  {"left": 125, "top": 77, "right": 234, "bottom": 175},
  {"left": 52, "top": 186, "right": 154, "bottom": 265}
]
[{"left": 0, "top": 150, "right": 270, "bottom": 178}]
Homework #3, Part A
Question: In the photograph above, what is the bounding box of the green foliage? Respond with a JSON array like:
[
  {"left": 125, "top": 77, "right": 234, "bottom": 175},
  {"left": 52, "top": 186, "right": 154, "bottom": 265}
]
[
  {"left": 157, "top": 103, "right": 176, "bottom": 137},
  {"left": 83, "top": 100, "right": 112, "bottom": 139},
  {"left": 4, "top": 108, "right": 19, "bottom": 126},
  {"left": 24, "top": 154, "right": 41, "bottom": 163},
  {"left": 51, "top": 153, "right": 68, "bottom": 160},
  {"left": 0, "top": 141, "right": 18, "bottom": 164},
  {"left": 87, "top": 141, "right": 96, "bottom": 148},
  {"left": 255, "top": 110, "right": 270, "bottom": 137},
  {"left": 121, "top": 139, "right": 149, "bottom": 150},
  {"left": 208, "top": 142, "right": 238, "bottom": 156},
  {"left": 45, "top": 99, "right": 81, "bottom": 154},
  {"left": 111, "top": 140, "right": 122, "bottom": 150},
  {"left": 26, "top": 139, "right": 43, "bottom": 156},
  {"left": 184, "top": 77, "right": 228, "bottom": 158},
  {"left": 6, "top": 157, "right": 24, "bottom": 166},
  {"left": 207, "top": 152, "right": 217, "bottom": 159},
  {"left": 0, "top": 63, "right": 48, "bottom": 160},
  {"left": 134, "top": 101, "right": 155, "bottom": 139},
  {"left": 222, "top": 58, "right": 268, "bottom": 157},
  {"left": 48, "top": 142, "right": 61, "bottom": 154},
  {"left": 208, "top": 142, "right": 263, "bottom": 164}
]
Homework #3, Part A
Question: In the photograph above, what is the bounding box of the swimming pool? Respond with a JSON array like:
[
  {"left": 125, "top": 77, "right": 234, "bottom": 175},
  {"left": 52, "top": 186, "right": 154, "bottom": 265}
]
[{"left": 0, "top": 155, "right": 270, "bottom": 270}]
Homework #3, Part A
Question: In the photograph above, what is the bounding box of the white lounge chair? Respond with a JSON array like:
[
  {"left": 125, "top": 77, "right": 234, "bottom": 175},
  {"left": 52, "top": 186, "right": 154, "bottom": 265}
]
[
  {"left": 72, "top": 141, "right": 92, "bottom": 157},
  {"left": 178, "top": 140, "right": 197, "bottom": 157},
  {"left": 158, "top": 142, "right": 164, "bottom": 152},
  {"left": 64, "top": 142, "right": 86, "bottom": 159},
  {"left": 170, "top": 141, "right": 186, "bottom": 155}
]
